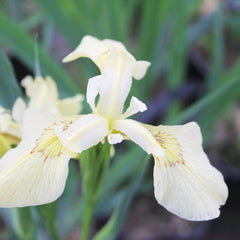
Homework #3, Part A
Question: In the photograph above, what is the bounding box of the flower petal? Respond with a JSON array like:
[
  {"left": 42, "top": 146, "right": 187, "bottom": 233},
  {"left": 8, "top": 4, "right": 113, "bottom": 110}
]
[
  {"left": 0, "top": 108, "right": 12, "bottom": 133},
  {"left": 113, "top": 119, "right": 164, "bottom": 158},
  {"left": 21, "top": 76, "right": 58, "bottom": 114},
  {"left": 12, "top": 97, "right": 27, "bottom": 123},
  {"left": 55, "top": 114, "right": 108, "bottom": 153},
  {"left": 148, "top": 122, "right": 228, "bottom": 220},
  {"left": 98, "top": 49, "right": 137, "bottom": 119},
  {"left": 86, "top": 75, "right": 102, "bottom": 112},
  {"left": 133, "top": 61, "right": 151, "bottom": 80},
  {"left": 57, "top": 94, "right": 84, "bottom": 116},
  {"left": 0, "top": 107, "right": 21, "bottom": 142},
  {"left": 122, "top": 96, "right": 147, "bottom": 119},
  {"left": 0, "top": 109, "right": 76, "bottom": 207},
  {"left": 62, "top": 35, "right": 125, "bottom": 71},
  {"left": 108, "top": 133, "right": 124, "bottom": 144}
]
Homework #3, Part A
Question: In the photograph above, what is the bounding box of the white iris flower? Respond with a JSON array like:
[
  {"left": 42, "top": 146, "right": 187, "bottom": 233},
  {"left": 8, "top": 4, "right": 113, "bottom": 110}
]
[{"left": 0, "top": 36, "right": 228, "bottom": 221}]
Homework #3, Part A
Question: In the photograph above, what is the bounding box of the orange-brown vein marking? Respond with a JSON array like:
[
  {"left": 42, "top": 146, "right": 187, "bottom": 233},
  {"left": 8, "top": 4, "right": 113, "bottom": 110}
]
[
  {"left": 31, "top": 120, "right": 75, "bottom": 160},
  {"left": 154, "top": 130, "right": 185, "bottom": 167}
]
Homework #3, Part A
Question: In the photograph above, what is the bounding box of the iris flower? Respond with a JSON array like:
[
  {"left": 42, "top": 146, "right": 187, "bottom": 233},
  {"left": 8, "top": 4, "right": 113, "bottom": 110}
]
[
  {"left": 0, "top": 36, "right": 228, "bottom": 221},
  {"left": 0, "top": 75, "right": 83, "bottom": 149}
]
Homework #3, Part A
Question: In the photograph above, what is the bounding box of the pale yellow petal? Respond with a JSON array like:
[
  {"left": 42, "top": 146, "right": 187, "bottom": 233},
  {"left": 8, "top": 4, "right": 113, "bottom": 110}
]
[
  {"left": 133, "top": 61, "right": 151, "bottom": 80},
  {"left": 147, "top": 122, "right": 228, "bottom": 220},
  {"left": 86, "top": 75, "right": 102, "bottom": 112},
  {"left": 55, "top": 114, "right": 108, "bottom": 153},
  {"left": 62, "top": 35, "right": 125, "bottom": 71},
  {"left": 113, "top": 119, "right": 164, "bottom": 158},
  {"left": 0, "top": 109, "right": 76, "bottom": 207},
  {"left": 0, "top": 107, "right": 21, "bottom": 143},
  {"left": 57, "top": 94, "right": 84, "bottom": 116},
  {"left": 0, "top": 109, "right": 12, "bottom": 133},
  {"left": 12, "top": 97, "right": 27, "bottom": 123},
  {"left": 97, "top": 49, "right": 137, "bottom": 119},
  {"left": 21, "top": 76, "right": 58, "bottom": 113},
  {"left": 122, "top": 96, "right": 147, "bottom": 119}
]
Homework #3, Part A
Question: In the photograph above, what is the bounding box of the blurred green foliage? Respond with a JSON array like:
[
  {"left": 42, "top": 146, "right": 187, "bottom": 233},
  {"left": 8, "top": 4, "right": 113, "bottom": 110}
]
[{"left": 0, "top": 0, "right": 240, "bottom": 239}]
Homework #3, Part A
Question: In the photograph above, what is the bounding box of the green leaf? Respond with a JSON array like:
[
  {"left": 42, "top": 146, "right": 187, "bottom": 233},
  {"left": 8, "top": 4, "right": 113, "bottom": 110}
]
[
  {"left": 0, "top": 9, "right": 80, "bottom": 97},
  {"left": 93, "top": 155, "right": 150, "bottom": 240},
  {"left": 171, "top": 62, "right": 240, "bottom": 137},
  {"left": 11, "top": 208, "right": 35, "bottom": 240},
  {"left": 36, "top": 0, "right": 83, "bottom": 46},
  {"left": 37, "top": 202, "right": 60, "bottom": 240},
  {"left": 206, "top": 4, "right": 225, "bottom": 90},
  {"left": 0, "top": 48, "right": 22, "bottom": 109}
]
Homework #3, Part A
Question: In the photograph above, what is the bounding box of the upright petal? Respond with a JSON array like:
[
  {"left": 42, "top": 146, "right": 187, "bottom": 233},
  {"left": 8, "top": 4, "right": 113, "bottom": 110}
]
[
  {"left": 0, "top": 109, "right": 76, "bottom": 207},
  {"left": 133, "top": 61, "right": 151, "bottom": 80},
  {"left": 21, "top": 75, "right": 83, "bottom": 116},
  {"left": 0, "top": 107, "right": 21, "bottom": 144},
  {"left": 55, "top": 114, "right": 109, "bottom": 153},
  {"left": 0, "top": 108, "right": 12, "bottom": 133},
  {"left": 146, "top": 122, "right": 228, "bottom": 220},
  {"left": 21, "top": 76, "right": 58, "bottom": 114},
  {"left": 57, "top": 94, "right": 84, "bottom": 116},
  {"left": 113, "top": 119, "right": 164, "bottom": 158},
  {"left": 12, "top": 97, "right": 27, "bottom": 123},
  {"left": 86, "top": 75, "right": 102, "bottom": 112},
  {"left": 62, "top": 35, "right": 125, "bottom": 71},
  {"left": 122, "top": 96, "right": 147, "bottom": 119},
  {"left": 97, "top": 49, "right": 137, "bottom": 119}
]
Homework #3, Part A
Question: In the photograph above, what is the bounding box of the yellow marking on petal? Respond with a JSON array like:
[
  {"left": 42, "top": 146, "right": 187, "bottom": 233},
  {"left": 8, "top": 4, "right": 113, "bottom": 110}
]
[
  {"left": 32, "top": 120, "right": 75, "bottom": 159},
  {"left": 149, "top": 127, "right": 184, "bottom": 167},
  {"left": 0, "top": 117, "right": 78, "bottom": 206}
]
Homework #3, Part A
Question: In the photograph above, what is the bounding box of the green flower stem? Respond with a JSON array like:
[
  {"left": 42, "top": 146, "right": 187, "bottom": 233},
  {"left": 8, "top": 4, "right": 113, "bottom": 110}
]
[
  {"left": 37, "top": 202, "right": 60, "bottom": 240},
  {"left": 79, "top": 142, "right": 111, "bottom": 240},
  {"left": 81, "top": 200, "right": 94, "bottom": 240}
]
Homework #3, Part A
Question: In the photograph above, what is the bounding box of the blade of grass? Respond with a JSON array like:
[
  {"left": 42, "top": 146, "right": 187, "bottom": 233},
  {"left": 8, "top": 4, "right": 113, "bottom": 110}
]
[
  {"left": 170, "top": 61, "right": 240, "bottom": 138},
  {"left": 0, "top": 9, "right": 80, "bottom": 97},
  {"left": 207, "top": 3, "right": 225, "bottom": 90},
  {"left": 35, "top": 0, "right": 90, "bottom": 46},
  {"left": 0, "top": 48, "right": 22, "bottom": 108}
]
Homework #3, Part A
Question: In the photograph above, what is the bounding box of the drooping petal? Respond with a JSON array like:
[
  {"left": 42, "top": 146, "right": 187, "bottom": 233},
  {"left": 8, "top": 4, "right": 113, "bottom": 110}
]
[
  {"left": 55, "top": 114, "right": 109, "bottom": 153},
  {"left": 57, "top": 94, "right": 84, "bottom": 116},
  {"left": 113, "top": 119, "right": 164, "bottom": 158},
  {"left": 146, "top": 122, "right": 228, "bottom": 221},
  {"left": 122, "top": 96, "right": 147, "bottom": 119},
  {"left": 62, "top": 35, "right": 125, "bottom": 71},
  {"left": 0, "top": 109, "right": 76, "bottom": 207}
]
